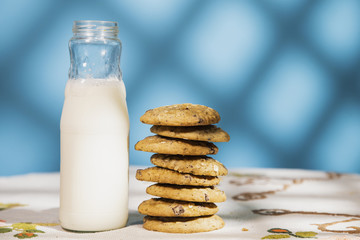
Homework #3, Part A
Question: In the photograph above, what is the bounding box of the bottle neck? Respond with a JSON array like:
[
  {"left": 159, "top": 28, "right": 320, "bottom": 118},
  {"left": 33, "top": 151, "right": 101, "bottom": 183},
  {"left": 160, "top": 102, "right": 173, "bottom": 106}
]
[
  {"left": 69, "top": 21, "right": 122, "bottom": 80},
  {"left": 72, "top": 20, "right": 119, "bottom": 39}
]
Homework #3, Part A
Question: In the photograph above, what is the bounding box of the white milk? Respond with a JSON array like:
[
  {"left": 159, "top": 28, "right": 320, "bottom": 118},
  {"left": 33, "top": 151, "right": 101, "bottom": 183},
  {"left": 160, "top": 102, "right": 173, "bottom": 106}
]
[{"left": 60, "top": 78, "right": 129, "bottom": 232}]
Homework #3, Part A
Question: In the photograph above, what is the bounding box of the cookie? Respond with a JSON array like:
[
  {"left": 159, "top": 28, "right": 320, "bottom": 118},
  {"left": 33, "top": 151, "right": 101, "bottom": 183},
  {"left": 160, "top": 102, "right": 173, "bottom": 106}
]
[
  {"left": 146, "top": 184, "right": 226, "bottom": 203},
  {"left": 140, "top": 103, "right": 221, "bottom": 126},
  {"left": 138, "top": 198, "right": 218, "bottom": 217},
  {"left": 150, "top": 154, "right": 228, "bottom": 176},
  {"left": 150, "top": 125, "right": 230, "bottom": 142},
  {"left": 135, "top": 135, "right": 218, "bottom": 155},
  {"left": 143, "top": 215, "right": 224, "bottom": 233},
  {"left": 136, "top": 167, "right": 220, "bottom": 186}
]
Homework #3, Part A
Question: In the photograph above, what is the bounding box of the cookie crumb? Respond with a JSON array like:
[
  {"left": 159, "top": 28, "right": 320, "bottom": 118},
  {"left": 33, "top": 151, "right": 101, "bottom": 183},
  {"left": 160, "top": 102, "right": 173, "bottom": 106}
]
[{"left": 242, "top": 228, "right": 249, "bottom": 231}]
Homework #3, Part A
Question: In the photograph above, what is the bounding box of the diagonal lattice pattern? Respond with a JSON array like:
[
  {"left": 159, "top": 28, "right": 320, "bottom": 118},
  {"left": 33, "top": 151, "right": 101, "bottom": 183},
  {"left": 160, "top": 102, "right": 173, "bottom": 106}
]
[{"left": 0, "top": 0, "right": 359, "bottom": 175}]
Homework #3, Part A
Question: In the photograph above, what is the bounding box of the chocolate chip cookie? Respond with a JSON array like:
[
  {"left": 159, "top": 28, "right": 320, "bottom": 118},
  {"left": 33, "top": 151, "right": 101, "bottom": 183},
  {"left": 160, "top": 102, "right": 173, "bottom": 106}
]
[
  {"left": 138, "top": 198, "right": 218, "bottom": 217},
  {"left": 150, "top": 154, "right": 228, "bottom": 176},
  {"left": 150, "top": 125, "right": 230, "bottom": 142},
  {"left": 136, "top": 167, "right": 220, "bottom": 186},
  {"left": 143, "top": 215, "right": 225, "bottom": 233},
  {"left": 135, "top": 135, "right": 218, "bottom": 155},
  {"left": 140, "top": 103, "right": 221, "bottom": 126},
  {"left": 146, "top": 184, "right": 226, "bottom": 203}
]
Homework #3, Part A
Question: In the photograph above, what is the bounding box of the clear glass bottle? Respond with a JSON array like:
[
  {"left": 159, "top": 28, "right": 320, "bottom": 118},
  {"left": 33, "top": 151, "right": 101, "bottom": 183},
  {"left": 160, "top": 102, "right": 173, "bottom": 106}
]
[{"left": 60, "top": 20, "right": 129, "bottom": 232}]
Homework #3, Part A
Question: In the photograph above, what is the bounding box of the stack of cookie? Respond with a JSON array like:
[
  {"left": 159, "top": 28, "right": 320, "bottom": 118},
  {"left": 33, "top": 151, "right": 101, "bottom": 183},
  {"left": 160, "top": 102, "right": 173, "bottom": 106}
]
[{"left": 135, "top": 103, "right": 230, "bottom": 233}]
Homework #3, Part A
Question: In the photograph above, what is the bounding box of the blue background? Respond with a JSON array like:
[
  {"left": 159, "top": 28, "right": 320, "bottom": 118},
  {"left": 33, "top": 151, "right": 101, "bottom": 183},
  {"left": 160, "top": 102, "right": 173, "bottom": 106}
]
[{"left": 1, "top": 0, "right": 360, "bottom": 176}]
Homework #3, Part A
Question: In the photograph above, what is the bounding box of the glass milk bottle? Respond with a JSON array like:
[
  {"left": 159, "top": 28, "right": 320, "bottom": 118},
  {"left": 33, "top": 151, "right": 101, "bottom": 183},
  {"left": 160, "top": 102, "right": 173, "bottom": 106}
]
[{"left": 60, "top": 20, "right": 129, "bottom": 232}]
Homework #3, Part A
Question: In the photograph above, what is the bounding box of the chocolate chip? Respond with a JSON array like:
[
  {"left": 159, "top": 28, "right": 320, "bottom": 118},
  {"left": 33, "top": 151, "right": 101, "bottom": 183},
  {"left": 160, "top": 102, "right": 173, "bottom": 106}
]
[
  {"left": 172, "top": 205, "right": 185, "bottom": 216},
  {"left": 204, "top": 193, "right": 209, "bottom": 202},
  {"left": 184, "top": 175, "right": 192, "bottom": 180}
]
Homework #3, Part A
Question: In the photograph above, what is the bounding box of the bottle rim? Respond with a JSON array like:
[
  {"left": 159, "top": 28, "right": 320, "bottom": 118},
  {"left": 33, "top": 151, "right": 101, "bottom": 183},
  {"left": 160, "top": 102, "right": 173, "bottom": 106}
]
[{"left": 72, "top": 20, "right": 119, "bottom": 38}]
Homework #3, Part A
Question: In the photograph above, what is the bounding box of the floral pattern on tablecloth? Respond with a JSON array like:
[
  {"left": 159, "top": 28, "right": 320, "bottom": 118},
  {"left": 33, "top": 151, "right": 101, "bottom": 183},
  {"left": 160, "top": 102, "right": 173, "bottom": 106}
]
[
  {"left": 0, "top": 202, "right": 58, "bottom": 238},
  {"left": 1, "top": 168, "right": 360, "bottom": 239},
  {"left": 0, "top": 203, "right": 26, "bottom": 211},
  {"left": 227, "top": 170, "right": 360, "bottom": 239},
  {"left": 0, "top": 219, "right": 58, "bottom": 239},
  {"left": 262, "top": 228, "right": 317, "bottom": 239}
]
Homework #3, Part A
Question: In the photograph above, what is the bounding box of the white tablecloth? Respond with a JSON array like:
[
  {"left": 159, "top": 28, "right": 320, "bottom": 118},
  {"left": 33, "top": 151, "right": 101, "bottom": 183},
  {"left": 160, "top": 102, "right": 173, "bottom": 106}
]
[{"left": 1, "top": 167, "right": 360, "bottom": 239}]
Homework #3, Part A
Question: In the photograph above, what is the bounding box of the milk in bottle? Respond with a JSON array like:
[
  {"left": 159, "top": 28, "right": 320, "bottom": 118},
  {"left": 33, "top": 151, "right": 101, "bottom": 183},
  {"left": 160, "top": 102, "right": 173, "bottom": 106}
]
[{"left": 60, "top": 21, "right": 129, "bottom": 232}]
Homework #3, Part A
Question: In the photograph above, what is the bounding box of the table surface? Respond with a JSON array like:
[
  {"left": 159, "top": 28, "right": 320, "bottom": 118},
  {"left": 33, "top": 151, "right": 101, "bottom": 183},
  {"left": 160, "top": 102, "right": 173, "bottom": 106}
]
[{"left": 1, "top": 166, "right": 360, "bottom": 240}]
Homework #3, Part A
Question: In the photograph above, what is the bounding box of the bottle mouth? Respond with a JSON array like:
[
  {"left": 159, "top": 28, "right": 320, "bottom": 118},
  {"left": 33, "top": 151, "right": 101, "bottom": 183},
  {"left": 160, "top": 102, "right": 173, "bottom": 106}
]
[{"left": 72, "top": 20, "right": 119, "bottom": 38}]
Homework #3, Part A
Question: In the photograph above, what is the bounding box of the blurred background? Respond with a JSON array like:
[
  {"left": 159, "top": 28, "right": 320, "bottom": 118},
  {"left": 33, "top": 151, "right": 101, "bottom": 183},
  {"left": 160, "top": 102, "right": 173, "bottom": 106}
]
[{"left": 1, "top": 0, "right": 360, "bottom": 176}]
